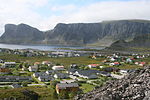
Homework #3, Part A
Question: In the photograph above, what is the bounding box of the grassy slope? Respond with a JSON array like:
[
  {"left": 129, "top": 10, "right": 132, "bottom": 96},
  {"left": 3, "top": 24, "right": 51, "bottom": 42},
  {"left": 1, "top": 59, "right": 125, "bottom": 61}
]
[
  {"left": 0, "top": 86, "right": 55, "bottom": 100},
  {"left": 80, "top": 83, "right": 95, "bottom": 93}
]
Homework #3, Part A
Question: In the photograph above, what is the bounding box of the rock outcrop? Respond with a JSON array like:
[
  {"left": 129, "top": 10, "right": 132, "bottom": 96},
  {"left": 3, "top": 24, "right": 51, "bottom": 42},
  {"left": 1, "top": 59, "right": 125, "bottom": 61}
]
[{"left": 75, "top": 66, "right": 150, "bottom": 100}]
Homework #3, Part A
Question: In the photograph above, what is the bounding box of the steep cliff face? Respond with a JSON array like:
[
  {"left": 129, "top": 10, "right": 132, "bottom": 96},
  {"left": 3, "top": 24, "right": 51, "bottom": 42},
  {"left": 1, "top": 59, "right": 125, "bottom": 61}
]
[
  {"left": 0, "top": 24, "right": 44, "bottom": 44},
  {"left": 45, "top": 20, "right": 150, "bottom": 46},
  {"left": 45, "top": 23, "right": 104, "bottom": 45},
  {"left": 0, "top": 20, "right": 150, "bottom": 46}
]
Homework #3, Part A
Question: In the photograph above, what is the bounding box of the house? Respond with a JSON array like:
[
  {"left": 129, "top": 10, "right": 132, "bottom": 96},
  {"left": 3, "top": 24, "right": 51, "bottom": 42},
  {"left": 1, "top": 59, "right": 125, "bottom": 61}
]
[
  {"left": 109, "top": 62, "right": 120, "bottom": 66},
  {"left": 28, "top": 65, "right": 38, "bottom": 72},
  {"left": 0, "top": 68, "right": 11, "bottom": 74},
  {"left": 0, "top": 76, "right": 32, "bottom": 82},
  {"left": 70, "top": 64, "right": 78, "bottom": 69},
  {"left": 74, "top": 53, "right": 80, "bottom": 57},
  {"left": 52, "top": 66, "right": 64, "bottom": 71},
  {"left": 91, "top": 55, "right": 97, "bottom": 59},
  {"left": 67, "top": 68, "right": 78, "bottom": 75},
  {"left": 99, "top": 66, "right": 105, "bottom": 69},
  {"left": 0, "top": 59, "right": 4, "bottom": 63},
  {"left": 11, "top": 83, "right": 22, "bottom": 88},
  {"left": 109, "top": 63, "right": 115, "bottom": 66},
  {"left": 67, "top": 52, "right": 73, "bottom": 57},
  {"left": 110, "top": 58, "right": 116, "bottom": 61},
  {"left": 100, "top": 71, "right": 111, "bottom": 77},
  {"left": 34, "top": 62, "right": 40, "bottom": 66},
  {"left": 38, "top": 75, "right": 54, "bottom": 82},
  {"left": 135, "top": 62, "right": 139, "bottom": 65},
  {"left": 4, "top": 62, "right": 16, "bottom": 67},
  {"left": 126, "top": 58, "right": 132, "bottom": 63},
  {"left": 114, "top": 62, "right": 120, "bottom": 66},
  {"left": 50, "top": 52, "right": 67, "bottom": 57},
  {"left": 104, "top": 67, "right": 120, "bottom": 72},
  {"left": 54, "top": 73, "right": 69, "bottom": 79},
  {"left": 74, "top": 70, "right": 101, "bottom": 79},
  {"left": 42, "top": 61, "right": 52, "bottom": 66},
  {"left": 56, "top": 83, "right": 79, "bottom": 94},
  {"left": 60, "top": 80, "right": 76, "bottom": 83},
  {"left": 88, "top": 64, "right": 99, "bottom": 68},
  {"left": 22, "top": 67, "right": 27, "bottom": 71},
  {"left": 33, "top": 72, "right": 47, "bottom": 78},
  {"left": 139, "top": 62, "right": 146, "bottom": 66},
  {"left": 45, "top": 70, "right": 55, "bottom": 75}
]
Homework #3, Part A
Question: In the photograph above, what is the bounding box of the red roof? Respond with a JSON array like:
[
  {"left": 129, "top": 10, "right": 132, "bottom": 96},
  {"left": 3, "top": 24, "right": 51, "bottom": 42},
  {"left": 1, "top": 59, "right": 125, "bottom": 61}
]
[
  {"left": 114, "top": 62, "right": 120, "bottom": 65},
  {"left": 140, "top": 62, "right": 146, "bottom": 65},
  {"left": 89, "top": 64, "right": 99, "bottom": 66}
]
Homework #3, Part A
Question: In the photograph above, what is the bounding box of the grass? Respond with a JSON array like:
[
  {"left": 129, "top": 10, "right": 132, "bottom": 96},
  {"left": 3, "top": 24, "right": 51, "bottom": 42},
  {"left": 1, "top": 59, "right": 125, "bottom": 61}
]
[
  {"left": 0, "top": 53, "right": 105, "bottom": 68},
  {"left": 0, "top": 86, "right": 55, "bottom": 100},
  {"left": 80, "top": 83, "right": 95, "bottom": 93},
  {"left": 117, "top": 64, "right": 143, "bottom": 69}
]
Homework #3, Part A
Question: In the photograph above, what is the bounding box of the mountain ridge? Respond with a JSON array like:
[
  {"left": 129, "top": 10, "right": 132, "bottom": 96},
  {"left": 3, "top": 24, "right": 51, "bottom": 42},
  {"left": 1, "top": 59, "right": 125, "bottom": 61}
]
[{"left": 1, "top": 19, "right": 150, "bottom": 47}]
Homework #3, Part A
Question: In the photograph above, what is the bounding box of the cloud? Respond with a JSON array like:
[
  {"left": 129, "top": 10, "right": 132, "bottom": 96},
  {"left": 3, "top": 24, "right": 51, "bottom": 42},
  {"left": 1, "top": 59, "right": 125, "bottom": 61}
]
[
  {"left": 0, "top": 0, "right": 150, "bottom": 36},
  {"left": 65, "top": 0, "right": 150, "bottom": 22}
]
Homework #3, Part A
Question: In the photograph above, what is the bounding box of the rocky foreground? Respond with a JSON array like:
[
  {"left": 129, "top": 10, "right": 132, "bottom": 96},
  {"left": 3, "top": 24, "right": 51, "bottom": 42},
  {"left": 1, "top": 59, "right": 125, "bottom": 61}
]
[{"left": 75, "top": 66, "right": 150, "bottom": 100}]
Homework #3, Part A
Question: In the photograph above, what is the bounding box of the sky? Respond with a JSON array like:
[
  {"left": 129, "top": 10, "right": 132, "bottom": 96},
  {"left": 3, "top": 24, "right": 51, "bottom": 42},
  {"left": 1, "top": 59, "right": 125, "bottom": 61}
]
[{"left": 0, "top": 0, "right": 150, "bottom": 35}]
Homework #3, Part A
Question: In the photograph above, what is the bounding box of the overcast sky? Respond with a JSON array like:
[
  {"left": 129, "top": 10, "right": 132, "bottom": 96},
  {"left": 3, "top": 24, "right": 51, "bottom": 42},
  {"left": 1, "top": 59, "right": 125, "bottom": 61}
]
[{"left": 0, "top": 0, "right": 150, "bottom": 35}]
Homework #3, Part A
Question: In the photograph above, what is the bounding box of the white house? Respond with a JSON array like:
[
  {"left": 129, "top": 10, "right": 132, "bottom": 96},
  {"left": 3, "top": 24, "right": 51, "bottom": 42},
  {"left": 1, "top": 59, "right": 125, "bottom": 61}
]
[
  {"left": 99, "top": 66, "right": 105, "bottom": 68},
  {"left": 28, "top": 65, "right": 38, "bottom": 72},
  {"left": 88, "top": 64, "right": 99, "bottom": 68},
  {"left": 54, "top": 73, "right": 69, "bottom": 79},
  {"left": 38, "top": 75, "right": 54, "bottom": 82},
  {"left": 110, "top": 58, "right": 115, "bottom": 61},
  {"left": 52, "top": 66, "right": 64, "bottom": 71},
  {"left": 4, "top": 62, "right": 16, "bottom": 67},
  {"left": 42, "top": 61, "right": 52, "bottom": 66},
  {"left": 109, "top": 63, "right": 115, "bottom": 66}
]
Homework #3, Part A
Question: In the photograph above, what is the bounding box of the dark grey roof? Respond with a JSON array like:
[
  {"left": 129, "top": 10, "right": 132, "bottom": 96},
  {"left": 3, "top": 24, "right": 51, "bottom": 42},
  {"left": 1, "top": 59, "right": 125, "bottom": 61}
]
[
  {"left": 0, "top": 76, "right": 32, "bottom": 82},
  {"left": 12, "top": 84, "right": 22, "bottom": 88},
  {"left": 77, "top": 70, "right": 102, "bottom": 76},
  {"left": 38, "top": 75, "right": 54, "bottom": 82},
  {"left": 46, "top": 70, "right": 55, "bottom": 73},
  {"left": 68, "top": 68, "right": 78, "bottom": 73},
  {"left": 34, "top": 72, "right": 47, "bottom": 76},
  {"left": 55, "top": 73, "right": 69, "bottom": 78},
  {"left": 57, "top": 83, "right": 79, "bottom": 89},
  {"left": 39, "top": 75, "right": 53, "bottom": 79}
]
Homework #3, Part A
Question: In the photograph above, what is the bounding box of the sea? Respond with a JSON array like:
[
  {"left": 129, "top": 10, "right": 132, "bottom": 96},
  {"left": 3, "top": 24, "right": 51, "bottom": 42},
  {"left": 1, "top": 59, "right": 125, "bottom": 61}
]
[{"left": 0, "top": 43, "right": 104, "bottom": 51}]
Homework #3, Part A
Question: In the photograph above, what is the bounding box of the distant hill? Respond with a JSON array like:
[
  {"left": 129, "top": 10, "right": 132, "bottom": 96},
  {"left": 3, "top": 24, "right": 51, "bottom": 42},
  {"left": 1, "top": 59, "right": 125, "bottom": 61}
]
[
  {"left": 1, "top": 19, "right": 150, "bottom": 46},
  {"left": 107, "top": 34, "right": 150, "bottom": 51}
]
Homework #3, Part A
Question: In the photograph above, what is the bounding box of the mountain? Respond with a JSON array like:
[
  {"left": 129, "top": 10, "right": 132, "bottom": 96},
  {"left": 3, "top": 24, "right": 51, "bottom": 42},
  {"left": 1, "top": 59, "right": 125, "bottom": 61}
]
[
  {"left": 45, "top": 20, "right": 150, "bottom": 46},
  {"left": 44, "top": 23, "right": 104, "bottom": 45},
  {"left": 0, "top": 24, "right": 44, "bottom": 44},
  {"left": 75, "top": 66, "right": 150, "bottom": 100},
  {"left": 1, "top": 19, "right": 150, "bottom": 46}
]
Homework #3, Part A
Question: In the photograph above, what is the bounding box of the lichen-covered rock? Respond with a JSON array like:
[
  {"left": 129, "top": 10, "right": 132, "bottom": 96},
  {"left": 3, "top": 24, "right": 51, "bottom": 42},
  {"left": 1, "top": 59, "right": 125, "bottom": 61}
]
[{"left": 75, "top": 66, "right": 150, "bottom": 100}]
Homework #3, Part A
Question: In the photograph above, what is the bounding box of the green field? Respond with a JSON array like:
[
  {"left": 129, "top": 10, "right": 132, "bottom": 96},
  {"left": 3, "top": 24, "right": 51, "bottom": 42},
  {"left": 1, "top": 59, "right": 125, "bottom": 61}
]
[
  {"left": 80, "top": 83, "right": 95, "bottom": 93},
  {"left": 0, "top": 86, "right": 56, "bottom": 100},
  {"left": 0, "top": 53, "right": 105, "bottom": 67}
]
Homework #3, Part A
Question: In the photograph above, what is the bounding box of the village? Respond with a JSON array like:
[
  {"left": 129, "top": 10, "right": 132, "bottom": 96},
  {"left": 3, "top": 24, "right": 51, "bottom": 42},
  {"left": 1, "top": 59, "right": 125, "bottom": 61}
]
[{"left": 0, "top": 48, "right": 149, "bottom": 99}]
